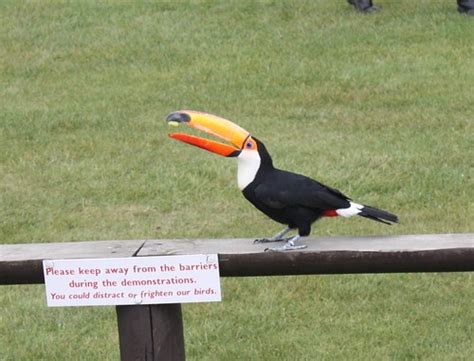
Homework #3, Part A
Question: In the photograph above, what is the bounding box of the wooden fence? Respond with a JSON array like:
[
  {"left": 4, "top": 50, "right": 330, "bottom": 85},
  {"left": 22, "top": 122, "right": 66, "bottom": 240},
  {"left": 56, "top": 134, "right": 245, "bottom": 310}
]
[{"left": 1, "top": 233, "right": 473, "bottom": 360}]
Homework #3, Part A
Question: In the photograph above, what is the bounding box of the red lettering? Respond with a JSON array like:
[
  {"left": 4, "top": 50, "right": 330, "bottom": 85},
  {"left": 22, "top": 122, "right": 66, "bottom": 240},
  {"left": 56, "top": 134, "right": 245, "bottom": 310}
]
[{"left": 45, "top": 268, "right": 75, "bottom": 276}]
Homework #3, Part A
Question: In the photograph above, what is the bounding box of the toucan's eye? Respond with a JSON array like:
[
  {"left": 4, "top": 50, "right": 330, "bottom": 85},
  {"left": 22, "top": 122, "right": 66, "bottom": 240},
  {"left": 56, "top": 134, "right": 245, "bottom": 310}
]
[{"left": 246, "top": 142, "right": 253, "bottom": 148}]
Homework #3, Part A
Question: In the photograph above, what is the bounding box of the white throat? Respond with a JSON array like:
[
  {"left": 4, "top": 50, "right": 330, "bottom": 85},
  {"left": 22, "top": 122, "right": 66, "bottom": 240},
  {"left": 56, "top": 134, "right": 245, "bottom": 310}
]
[{"left": 237, "top": 149, "right": 261, "bottom": 190}]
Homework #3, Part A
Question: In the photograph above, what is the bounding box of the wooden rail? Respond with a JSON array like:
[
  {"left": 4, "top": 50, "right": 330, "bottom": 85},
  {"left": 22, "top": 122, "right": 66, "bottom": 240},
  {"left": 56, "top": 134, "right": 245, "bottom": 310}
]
[{"left": 1, "top": 233, "right": 474, "bottom": 360}]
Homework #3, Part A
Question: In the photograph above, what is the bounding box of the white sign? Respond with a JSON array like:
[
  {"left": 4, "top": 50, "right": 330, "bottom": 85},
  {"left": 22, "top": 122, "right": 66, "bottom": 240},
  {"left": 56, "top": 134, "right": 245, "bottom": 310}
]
[{"left": 42, "top": 254, "right": 221, "bottom": 307}]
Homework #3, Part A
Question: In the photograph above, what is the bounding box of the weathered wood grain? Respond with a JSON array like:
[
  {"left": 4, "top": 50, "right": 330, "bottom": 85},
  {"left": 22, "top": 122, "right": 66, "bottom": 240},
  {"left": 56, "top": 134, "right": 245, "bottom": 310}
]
[
  {"left": 116, "top": 304, "right": 185, "bottom": 361},
  {"left": 137, "top": 233, "right": 474, "bottom": 255},
  {"left": 138, "top": 233, "right": 474, "bottom": 276},
  {"left": 0, "top": 239, "right": 144, "bottom": 284}
]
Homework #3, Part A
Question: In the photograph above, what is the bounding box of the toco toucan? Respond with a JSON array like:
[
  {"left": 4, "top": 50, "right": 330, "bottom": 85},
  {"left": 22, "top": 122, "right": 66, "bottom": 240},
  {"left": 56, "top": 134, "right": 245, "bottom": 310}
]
[{"left": 167, "top": 110, "right": 398, "bottom": 251}]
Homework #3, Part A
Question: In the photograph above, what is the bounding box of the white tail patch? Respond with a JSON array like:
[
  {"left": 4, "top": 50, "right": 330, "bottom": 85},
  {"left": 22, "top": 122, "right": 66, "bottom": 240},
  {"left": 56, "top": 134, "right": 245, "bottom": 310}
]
[{"left": 336, "top": 202, "right": 364, "bottom": 217}]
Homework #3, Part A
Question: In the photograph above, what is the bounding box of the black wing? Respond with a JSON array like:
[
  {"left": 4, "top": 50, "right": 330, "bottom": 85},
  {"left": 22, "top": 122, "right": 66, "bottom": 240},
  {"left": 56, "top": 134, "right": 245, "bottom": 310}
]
[{"left": 253, "top": 169, "right": 351, "bottom": 211}]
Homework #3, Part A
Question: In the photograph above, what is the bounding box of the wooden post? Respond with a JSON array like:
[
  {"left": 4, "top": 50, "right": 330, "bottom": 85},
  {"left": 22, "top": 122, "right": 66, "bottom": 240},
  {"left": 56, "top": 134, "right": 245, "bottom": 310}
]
[{"left": 116, "top": 304, "right": 185, "bottom": 361}]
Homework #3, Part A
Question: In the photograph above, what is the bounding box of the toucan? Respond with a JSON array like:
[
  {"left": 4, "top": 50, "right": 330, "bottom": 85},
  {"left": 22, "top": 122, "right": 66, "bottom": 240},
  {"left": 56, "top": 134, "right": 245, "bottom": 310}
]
[{"left": 166, "top": 110, "right": 398, "bottom": 251}]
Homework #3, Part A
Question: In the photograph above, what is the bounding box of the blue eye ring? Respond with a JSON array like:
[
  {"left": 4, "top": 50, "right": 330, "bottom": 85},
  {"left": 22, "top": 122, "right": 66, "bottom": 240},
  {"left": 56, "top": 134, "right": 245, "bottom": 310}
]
[{"left": 246, "top": 142, "right": 253, "bottom": 148}]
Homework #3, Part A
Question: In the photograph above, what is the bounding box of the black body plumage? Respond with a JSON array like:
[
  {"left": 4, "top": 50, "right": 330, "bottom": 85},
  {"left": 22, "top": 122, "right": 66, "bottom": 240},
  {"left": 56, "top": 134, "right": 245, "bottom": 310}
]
[{"left": 241, "top": 138, "right": 398, "bottom": 237}]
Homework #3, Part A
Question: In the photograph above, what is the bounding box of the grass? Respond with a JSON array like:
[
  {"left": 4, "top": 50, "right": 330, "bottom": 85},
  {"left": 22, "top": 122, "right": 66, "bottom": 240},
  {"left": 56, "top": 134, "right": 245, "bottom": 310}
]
[{"left": 1, "top": 0, "right": 473, "bottom": 359}]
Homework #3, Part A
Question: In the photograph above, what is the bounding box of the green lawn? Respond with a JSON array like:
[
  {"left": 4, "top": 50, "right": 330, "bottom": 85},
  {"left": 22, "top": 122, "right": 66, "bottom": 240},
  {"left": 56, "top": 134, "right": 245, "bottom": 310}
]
[{"left": 1, "top": 1, "right": 473, "bottom": 360}]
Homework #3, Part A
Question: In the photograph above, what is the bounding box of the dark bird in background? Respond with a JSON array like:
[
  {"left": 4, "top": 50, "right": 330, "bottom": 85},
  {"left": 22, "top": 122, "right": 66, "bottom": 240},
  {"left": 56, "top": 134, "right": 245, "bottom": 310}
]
[{"left": 167, "top": 110, "right": 398, "bottom": 251}]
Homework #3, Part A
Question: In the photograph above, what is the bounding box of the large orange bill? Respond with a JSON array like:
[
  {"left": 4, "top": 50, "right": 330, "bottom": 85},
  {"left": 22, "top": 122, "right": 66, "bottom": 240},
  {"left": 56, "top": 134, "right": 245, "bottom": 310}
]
[{"left": 167, "top": 110, "right": 250, "bottom": 157}]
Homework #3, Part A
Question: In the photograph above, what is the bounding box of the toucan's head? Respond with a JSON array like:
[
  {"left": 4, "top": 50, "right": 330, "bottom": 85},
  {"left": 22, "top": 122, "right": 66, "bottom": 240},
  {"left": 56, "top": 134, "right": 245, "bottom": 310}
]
[
  {"left": 167, "top": 110, "right": 273, "bottom": 190},
  {"left": 166, "top": 110, "right": 259, "bottom": 158}
]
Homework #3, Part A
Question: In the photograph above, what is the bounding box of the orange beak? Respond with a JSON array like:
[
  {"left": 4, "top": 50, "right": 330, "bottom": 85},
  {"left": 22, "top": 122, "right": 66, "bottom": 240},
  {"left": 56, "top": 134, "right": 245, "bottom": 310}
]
[{"left": 166, "top": 110, "right": 250, "bottom": 157}]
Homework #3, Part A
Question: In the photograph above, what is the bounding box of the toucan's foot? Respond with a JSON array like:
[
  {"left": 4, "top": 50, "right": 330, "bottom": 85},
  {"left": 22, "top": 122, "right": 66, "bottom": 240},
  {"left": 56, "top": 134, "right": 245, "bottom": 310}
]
[
  {"left": 254, "top": 226, "right": 292, "bottom": 244},
  {"left": 264, "top": 242, "right": 307, "bottom": 252},
  {"left": 254, "top": 238, "right": 283, "bottom": 244},
  {"left": 254, "top": 236, "right": 294, "bottom": 244},
  {"left": 264, "top": 238, "right": 307, "bottom": 252}
]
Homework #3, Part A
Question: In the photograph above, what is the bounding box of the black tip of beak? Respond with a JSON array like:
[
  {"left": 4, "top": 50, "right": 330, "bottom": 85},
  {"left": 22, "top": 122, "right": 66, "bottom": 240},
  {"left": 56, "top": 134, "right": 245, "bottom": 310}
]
[{"left": 166, "top": 112, "right": 191, "bottom": 123}]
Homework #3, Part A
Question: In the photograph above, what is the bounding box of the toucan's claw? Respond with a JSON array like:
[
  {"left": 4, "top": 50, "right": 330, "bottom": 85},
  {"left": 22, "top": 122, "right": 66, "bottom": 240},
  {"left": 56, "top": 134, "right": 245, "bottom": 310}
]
[
  {"left": 254, "top": 226, "right": 293, "bottom": 244},
  {"left": 254, "top": 238, "right": 283, "bottom": 244},
  {"left": 264, "top": 243, "right": 307, "bottom": 252},
  {"left": 254, "top": 236, "right": 296, "bottom": 244},
  {"left": 263, "top": 236, "right": 306, "bottom": 252}
]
